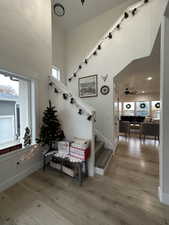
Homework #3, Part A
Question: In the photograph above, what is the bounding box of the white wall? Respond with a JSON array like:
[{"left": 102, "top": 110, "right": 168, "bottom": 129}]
[
  {"left": 0, "top": 0, "right": 52, "bottom": 190},
  {"left": 119, "top": 92, "right": 160, "bottom": 102},
  {"left": 67, "top": 0, "right": 167, "bottom": 150},
  {"left": 0, "top": 0, "right": 52, "bottom": 115},
  {"left": 65, "top": 0, "right": 139, "bottom": 76},
  {"left": 19, "top": 79, "right": 30, "bottom": 143},
  {"left": 0, "top": 146, "right": 43, "bottom": 192},
  {"left": 52, "top": 17, "right": 66, "bottom": 83},
  {"left": 159, "top": 5, "right": 169, "bottom": 205}
]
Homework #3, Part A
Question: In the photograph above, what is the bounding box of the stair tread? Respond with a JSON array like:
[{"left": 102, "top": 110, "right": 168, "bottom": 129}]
[
  {"left": 95, "top": 148, "right": 113, "bottom": 169},
  {"left": 95, "top": 141, "right": 104, "bottom": 154}
]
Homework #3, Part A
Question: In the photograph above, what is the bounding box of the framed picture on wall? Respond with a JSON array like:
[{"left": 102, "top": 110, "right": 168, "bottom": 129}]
[{"left": 79, "top": 75, "right": 98, "bottom": 98}]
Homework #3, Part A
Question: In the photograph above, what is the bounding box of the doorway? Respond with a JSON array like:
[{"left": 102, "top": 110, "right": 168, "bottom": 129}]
[{"left": 111, "top": 31, "right": 161, "bottom": 200}]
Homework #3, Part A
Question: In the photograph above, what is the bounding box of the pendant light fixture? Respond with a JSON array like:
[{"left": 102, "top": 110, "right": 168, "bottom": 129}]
[{"left": 81, "top": 0, "right": 85, "bottom": 6}]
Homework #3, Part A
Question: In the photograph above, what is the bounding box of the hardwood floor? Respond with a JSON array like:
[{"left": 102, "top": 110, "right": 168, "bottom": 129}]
[{"left": 1, "top": 136, "right": 169, "bottom": 225}]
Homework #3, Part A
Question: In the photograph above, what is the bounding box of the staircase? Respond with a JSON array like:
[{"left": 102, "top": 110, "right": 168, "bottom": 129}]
[
  {"left": 95, "top": 138, "right": 114, "bottom": 175},
  {"left": 50, "top": 0, "right": 168, "bottom": 177}
]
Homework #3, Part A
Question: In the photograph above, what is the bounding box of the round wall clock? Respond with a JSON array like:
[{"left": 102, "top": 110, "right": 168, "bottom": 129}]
[
  {"left": 155, "top": 102, "right": 160, "bottom": 109},
  {"left": 54, "top": 3, "right": 65, "bottom": 17},
  {"left": 100, "top": 85, "right": 110, "bottom": 95},
  {"left": 140, "top": 103, "right": 146, "bottom": 109},
  {"left": 126, "top": 104, "right": 131, "bottom": 109}
]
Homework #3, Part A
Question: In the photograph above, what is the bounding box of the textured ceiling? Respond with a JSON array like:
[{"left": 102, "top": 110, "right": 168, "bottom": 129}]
[{"left": 52, "top": 0, "right": 138, "bottom": 30}]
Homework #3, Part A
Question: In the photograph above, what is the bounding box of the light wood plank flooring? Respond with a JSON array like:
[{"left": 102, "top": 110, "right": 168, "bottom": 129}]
[{"left": 1, "top": 136, "right": 169, "bottom": 225}]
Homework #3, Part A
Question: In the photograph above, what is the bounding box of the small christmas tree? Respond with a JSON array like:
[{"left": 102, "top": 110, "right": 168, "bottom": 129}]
[
  {"left": 37, "top": 101, "right": 64, "bottom": 150},
  {"left": 23, "top": 127, "right": 32, "bottom": 147}
]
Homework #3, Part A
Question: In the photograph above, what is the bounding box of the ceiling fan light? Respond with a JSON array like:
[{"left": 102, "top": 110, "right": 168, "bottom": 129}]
[{"left": 147, "top": 77, "right": 152, "bottom": 81}]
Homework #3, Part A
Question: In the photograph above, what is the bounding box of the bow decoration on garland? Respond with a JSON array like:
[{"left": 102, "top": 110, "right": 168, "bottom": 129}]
[
  {"left": 49, "top": 80, "right": 95, "bottom": 122},
  {"left": 68, "top": 0, "right": 149, "bottom": 83}
]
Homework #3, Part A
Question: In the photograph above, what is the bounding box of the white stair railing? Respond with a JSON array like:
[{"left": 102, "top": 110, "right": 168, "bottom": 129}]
[{"left": 49, "top": 77, "right": 96, "bottom": 177}]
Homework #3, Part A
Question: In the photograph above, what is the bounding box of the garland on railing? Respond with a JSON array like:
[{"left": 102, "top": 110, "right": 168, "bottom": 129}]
[
  {"left": 49, "top": 81, "right": 95, "bottom": 121},
  {"left": 67, "top": 0, "right": 149, "bottom": 83}
]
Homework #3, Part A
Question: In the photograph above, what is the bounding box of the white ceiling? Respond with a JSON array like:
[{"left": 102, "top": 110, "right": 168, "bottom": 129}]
[
  {"left": 114, "top": 32, "right": 160, "bottom": 98},
  {"left": 52, "top": 0, "right": 138, "bottom": 31}
]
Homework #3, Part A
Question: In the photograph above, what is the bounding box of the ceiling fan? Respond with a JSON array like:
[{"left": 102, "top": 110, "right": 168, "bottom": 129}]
[{"left": 124, "top": 88, "right": 138, "bottom": 96}]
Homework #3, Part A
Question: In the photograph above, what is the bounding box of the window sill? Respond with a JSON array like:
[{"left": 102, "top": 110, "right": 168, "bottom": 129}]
[
  {"left": 0, "top": 144, "right": 38, "bottom": 160},
  {"left": 0, "top": 143, "right": 22, "bottom": 156}
]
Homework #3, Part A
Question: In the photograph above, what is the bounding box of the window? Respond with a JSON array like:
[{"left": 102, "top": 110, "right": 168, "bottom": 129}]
[
  {"left": 136, "top": 101, "right": 150, "bottom": 117},
  {"left": 120, "top": 100, "right": 160, "bottom": 120},
  {"left": 0, "top": 116, "right": 15, "bottom": 144},
  {"left": 52, "top": 66, "right": 60, "bottom": 81},
  {"left": 123, "top": 102, "right": 135, "bottom": 116},
  {"left": 152, "top": 101, "right": 160, "bottom": 119},
  {"left": 0, "top": 73, "right": 35, "bottom": 153}
]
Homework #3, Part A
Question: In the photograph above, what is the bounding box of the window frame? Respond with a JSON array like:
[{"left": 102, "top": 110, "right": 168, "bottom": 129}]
[
  {"left": 121, "top": 100, "right": 160, "bottom": 119},
  {"left": 135, "top": 101, "right": 150, "bottom": 117},
  {"left": 0, "top": 70, "right": 37, "bottom": 155},
  {"left": 51, "top": 65, "right": 61, "bottom": 81}
]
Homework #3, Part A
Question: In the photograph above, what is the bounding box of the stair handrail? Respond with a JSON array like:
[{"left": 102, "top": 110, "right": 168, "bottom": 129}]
[
  {"left": 50, "top": 77, "right": 96, "bottom": 117},
  {"left": 67, "top": 0, "right": 148, "bottom": 81}
]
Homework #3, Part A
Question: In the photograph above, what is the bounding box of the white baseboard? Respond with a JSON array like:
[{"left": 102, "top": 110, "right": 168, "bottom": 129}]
[
  {"left": 158, "top": 186, "right": 169, "bottom": 206},
  {"left": 113, "top": 140, "right": 119, "bottom": 154},
  {"left": 95, "top": 167, "right": 104, "bottom": 176},
  {"left": 0, "top": 162, "right": 42, "bottom": 193}
]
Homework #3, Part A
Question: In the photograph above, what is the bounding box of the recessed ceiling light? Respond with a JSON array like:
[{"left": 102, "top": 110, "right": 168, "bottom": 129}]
[
  {"left": 142, "top": 91, "right": 145, "bottom": 94},
  {"left": 147, "top": 77, "right": 152, "bottom": 81}
]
